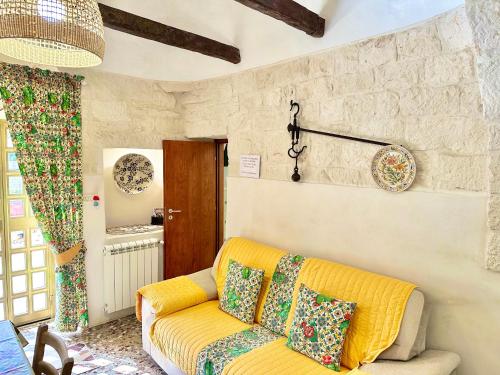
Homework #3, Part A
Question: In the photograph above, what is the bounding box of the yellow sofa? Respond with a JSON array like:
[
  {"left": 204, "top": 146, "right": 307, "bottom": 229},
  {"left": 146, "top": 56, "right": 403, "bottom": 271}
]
[{"left": 138, "top": 237, "right": 460, "bottom": 375}]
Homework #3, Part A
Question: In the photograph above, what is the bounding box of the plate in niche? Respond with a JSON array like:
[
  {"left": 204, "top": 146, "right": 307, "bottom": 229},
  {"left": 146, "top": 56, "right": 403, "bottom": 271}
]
[
  {"left": 113, "top": 153, "right": 154, "bottom": 194},
  {"left": 371, "top": 145, "right": 416, "bottom": 192}
]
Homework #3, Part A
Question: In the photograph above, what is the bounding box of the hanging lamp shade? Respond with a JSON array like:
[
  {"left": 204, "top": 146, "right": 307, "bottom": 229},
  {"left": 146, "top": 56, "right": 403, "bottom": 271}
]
[{"left": 0, "top": 0, "right": 105, "bottom": 67}]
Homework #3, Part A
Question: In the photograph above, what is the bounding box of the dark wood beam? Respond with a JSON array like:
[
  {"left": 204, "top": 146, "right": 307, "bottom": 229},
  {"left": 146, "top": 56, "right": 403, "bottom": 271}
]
[
  {"left": 234, "top": 0, "right": 325, "bottom": 37},
  {"left": 98, "top": 4, "right": 241, "bottom": 64}
]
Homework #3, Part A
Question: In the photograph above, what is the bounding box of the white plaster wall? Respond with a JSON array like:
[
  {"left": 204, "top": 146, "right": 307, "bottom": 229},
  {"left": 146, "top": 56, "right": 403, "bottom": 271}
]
[
  {"left": 179, "top": 7, "right": 498, "bottom": 374},
  {"left": 82, "top": 175, "right": 134, "bottom": 328},
  {"left": 227, "top": 177, "right": 498, "bottom": 374},
  {"left": 103, "top": 148, "right": 163, "bottom": 228},
  {"left": 97, "top": 0, "right": 465, "bottom": 81},
  {"left": 78, "top": 72, "right": 185, "bottom": 327},
  {"left": 1, "top": 6, "right": 497, "bottom": 372}
]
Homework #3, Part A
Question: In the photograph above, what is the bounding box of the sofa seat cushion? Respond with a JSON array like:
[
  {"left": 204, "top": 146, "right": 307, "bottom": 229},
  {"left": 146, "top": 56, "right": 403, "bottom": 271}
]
[
  {"left": 223, "top": 338, "right": 354, "bottom": 374},
  {"left": 150, "top": 301, "right": 251, "bottom": 375},
  {"left": 150, "top": 300, "right": 359, "bottom": 375}
]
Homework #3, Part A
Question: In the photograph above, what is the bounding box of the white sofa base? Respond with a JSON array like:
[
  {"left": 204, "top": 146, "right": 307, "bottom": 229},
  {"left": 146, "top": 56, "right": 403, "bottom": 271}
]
[{"left": 141, "top": 297, "right": 460, "bottom": 375}]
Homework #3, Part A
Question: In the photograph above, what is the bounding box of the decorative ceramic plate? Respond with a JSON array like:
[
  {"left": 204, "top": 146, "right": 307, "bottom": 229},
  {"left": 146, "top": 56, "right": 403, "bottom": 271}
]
[
  {"left": 371, "top": 145, "right": 416, "bottom": 192},
  {"left": 113, "top": 153, "right": 154, "bottom": 194}
]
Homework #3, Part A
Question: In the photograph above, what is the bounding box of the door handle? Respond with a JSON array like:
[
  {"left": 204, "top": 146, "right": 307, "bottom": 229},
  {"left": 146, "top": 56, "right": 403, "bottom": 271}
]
[{"left": 168, "top": 209, "right": 182, "bottom": 213}]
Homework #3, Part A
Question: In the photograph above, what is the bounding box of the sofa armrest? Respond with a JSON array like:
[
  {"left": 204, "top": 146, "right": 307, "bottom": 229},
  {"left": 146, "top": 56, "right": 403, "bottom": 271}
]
[
  {"left": 136, "top": 268, "right": 217, "bottom": 321},
  {"left": 141, "top": 297, "right": 156, "bottom": 353},
  {"left": 360, "top": 350, "right": 460, "bottom": 375}
]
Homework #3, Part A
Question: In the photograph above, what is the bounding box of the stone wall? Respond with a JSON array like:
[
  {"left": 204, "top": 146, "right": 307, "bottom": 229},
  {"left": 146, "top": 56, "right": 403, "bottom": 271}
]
[
  {"left": 76, "top": 71, "right": 189, "bottom": 326},
  {"left": 178, "top": 8, "right": 500, "bottom": 373},
  {"left": 1, "top": 5, "right": 498, "bottom": 372},
  {"left": 465, "top": 0, "right": 500, "bottom": 270},
  {"left": 182, "top": 7, "right": 488, "bottom": 195},
  {"left": 80, "top": 71, "right": 187, "bottom": 175}
]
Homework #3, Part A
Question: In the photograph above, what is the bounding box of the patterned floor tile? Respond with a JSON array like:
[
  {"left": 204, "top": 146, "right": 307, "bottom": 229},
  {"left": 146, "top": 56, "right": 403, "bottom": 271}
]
[{"left": 20, "top": 315, "right": 165, "bottom": 374}]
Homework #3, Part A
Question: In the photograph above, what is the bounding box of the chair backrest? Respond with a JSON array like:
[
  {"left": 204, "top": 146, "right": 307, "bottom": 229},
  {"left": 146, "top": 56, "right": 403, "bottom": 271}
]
[{"left": 32, "top": 324, "right": 74, "bottom": 375}]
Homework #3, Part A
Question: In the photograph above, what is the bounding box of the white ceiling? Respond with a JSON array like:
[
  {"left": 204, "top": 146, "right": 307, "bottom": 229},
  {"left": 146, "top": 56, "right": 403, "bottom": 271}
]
[{"left": 10, "top": 0, "right": 466, "bottom": 82}]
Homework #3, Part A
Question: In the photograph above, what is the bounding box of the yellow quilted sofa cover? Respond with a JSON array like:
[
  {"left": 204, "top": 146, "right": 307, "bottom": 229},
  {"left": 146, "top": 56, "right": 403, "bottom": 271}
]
[
  {"left": 152, "top": 301, "right": 359, "bottom": 374},
  {"left": 148, "top": 237, "right": 416, "bottom": 374},
  {"left": 216, "top": 238, "right": 416, "bottom": 368}
]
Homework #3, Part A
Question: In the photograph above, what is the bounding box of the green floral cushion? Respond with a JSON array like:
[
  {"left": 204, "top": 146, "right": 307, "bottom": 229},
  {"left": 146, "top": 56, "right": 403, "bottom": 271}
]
[
  {"left": 287, "top": 284, "right": 356, "bottom": 372},
  {"left": 261, "top": 254, "right": 306, "bottom": 335},
  {"left": 219, "top": 260, "right": 265, "bottom": 324}
]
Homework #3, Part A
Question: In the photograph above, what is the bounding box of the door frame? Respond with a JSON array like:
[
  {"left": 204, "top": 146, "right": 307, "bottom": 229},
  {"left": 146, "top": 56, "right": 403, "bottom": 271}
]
[{"left": 215, "top": 139, "right": 228, "bottom": 250}]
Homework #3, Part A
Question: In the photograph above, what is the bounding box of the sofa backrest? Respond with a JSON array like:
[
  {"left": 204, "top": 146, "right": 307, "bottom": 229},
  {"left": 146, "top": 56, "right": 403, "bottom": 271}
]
[{"left": 215, "top": 237, "right": 419, "bottom": 369}]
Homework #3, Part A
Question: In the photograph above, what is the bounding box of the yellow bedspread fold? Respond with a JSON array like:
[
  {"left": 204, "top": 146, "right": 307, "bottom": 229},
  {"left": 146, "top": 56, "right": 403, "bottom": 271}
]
[{"left": 136, "top": 275, "right": 208, "bottom": 321}]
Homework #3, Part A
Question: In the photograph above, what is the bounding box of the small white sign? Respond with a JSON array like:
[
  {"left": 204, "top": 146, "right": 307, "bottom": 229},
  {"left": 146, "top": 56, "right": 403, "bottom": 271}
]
[{"left": 239, "top": 155, "right": 261, "bottom": 179}]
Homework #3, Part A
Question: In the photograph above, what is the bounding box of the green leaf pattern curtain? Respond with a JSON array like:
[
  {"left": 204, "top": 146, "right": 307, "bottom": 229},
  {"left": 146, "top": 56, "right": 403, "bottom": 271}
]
[{"left": 0, "top": 63, "right": 88, "bottom": 332}]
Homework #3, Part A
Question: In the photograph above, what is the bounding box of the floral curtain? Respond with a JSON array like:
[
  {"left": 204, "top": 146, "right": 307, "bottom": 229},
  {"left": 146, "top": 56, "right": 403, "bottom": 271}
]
[{"left": 0, "top": 63, "right": 88, "bottom": 332}]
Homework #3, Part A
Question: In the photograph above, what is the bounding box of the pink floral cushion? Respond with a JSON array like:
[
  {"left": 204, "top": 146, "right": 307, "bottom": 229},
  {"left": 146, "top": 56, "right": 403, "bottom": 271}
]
[{"left": 287, "top": 284, "right": 356, "bottom": 371}]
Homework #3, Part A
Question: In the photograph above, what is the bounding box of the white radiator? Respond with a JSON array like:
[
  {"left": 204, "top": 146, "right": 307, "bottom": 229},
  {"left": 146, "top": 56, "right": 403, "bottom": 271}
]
[{"left": 103, "top": 238, "right": 160, "bottom": 313}]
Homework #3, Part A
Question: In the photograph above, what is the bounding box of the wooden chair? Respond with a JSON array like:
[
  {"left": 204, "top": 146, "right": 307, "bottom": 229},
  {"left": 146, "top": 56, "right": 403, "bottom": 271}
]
[{"left": 32, "top": 324, "right": 74, "bottom": 375}]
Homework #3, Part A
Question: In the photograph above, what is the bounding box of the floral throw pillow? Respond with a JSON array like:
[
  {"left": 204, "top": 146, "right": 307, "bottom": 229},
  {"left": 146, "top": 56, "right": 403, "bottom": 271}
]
[
  {"left": 287, "top": 284, "right": 356, "bottom": 371},
  {"left": 220, "top": 259, "right": 265, "bottom": 324}
]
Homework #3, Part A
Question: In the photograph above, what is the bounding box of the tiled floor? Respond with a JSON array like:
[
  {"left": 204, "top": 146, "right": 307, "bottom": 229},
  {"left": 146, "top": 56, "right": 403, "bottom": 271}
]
[{"left": 21, "top": 315, "right": 165, "bottom": 375}]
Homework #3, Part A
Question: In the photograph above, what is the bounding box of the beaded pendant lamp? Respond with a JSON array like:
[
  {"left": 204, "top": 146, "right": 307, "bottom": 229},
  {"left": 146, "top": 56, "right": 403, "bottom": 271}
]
[{"left": 0, "top": 0, "right": 105, "bottom": 67}]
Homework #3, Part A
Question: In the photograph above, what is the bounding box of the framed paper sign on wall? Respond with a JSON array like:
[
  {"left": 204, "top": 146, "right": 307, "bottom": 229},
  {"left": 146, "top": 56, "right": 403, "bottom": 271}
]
[{"left": 239, "top": 155, "right": 260, "bottom": 179}]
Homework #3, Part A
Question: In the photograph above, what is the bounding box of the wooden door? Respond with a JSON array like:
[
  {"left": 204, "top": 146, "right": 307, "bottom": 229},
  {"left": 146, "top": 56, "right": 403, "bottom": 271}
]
[{"left": 163, "top": 140, "right": 217, "bottom": 279}]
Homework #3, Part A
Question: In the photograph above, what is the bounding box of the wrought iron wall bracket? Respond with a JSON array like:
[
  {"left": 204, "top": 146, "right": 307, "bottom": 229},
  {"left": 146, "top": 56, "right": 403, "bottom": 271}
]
[
  {"left": 287, "top": 100, "right": 392, "bottom": 182},
  {"left": 287, "top": 101, "right": 307, "bottom": 181}
]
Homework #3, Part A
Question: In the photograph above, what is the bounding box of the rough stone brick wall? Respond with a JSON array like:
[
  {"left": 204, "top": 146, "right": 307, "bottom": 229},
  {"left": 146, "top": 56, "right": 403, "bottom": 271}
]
[
  {"left": 81, "top": 71, "right": 187, "bottom": 175},
  {"left": 465, "top": 0, "right": 500, "bottom": 270},
  {"left": 182, "top": 7, "right": 487, "bottom": 193},
  {"left": 180, "top": 5, "right": 500, "bottom": 271}
]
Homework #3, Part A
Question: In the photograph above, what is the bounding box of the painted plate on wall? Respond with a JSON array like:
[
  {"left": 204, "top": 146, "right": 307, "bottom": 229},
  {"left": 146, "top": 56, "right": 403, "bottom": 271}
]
[
  {"left": 113, "top": 153, "right": 154, "bottom": 194},
  {"left": 371, "top": 145, "right": 416, "bottom": 192}
]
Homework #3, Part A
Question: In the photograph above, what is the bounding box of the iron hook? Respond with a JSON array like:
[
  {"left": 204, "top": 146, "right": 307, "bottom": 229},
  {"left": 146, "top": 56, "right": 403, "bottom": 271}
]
[
  {"left": 290, "top": 100, "right": 300, "bottom": 118},
  {"left": 288, "top": 144, "right": 307, "bottom": 159}
]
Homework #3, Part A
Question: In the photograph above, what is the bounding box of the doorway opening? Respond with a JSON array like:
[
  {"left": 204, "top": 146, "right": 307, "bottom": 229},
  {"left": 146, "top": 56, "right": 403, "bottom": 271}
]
[
  {"left": 162, "top": 139, "right": 228, "bottom": 279},
  {"left": 216, "top": 139, "right": 228, "bottom": 249}
]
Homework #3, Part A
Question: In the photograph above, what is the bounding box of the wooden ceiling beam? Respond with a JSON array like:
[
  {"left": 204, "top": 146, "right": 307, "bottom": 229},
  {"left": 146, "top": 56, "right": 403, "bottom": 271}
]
[
  {"left": 234, "top": 0, "right": 325, "bottom": 37},
  {"left": 98, "top": 4, "right": 241, "bottom": 64}
]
